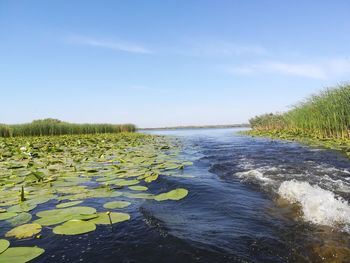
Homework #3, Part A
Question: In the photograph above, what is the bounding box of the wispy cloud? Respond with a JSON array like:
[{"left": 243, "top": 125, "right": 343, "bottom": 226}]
[
  {"left": 177, "top": 38, "right": 267, "bottom": 57},
  {"left": 66, "top": 35, "right": 153, "bottom": 54},
  {"left": 229, "top": 58, "right": 350, "bottom": 79}
]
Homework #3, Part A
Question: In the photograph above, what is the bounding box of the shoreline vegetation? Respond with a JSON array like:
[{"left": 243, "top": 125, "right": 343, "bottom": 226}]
[
  {"left": 245, "top": 83, "right": 350, "bottom": 157},
  {"left": 0, "top": 119, "right": 136, "bottom": 137}
]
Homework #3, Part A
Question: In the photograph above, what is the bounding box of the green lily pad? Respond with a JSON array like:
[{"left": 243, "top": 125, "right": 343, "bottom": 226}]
[
  {"left": 0, "top": 247, "right": 45, "bottom": 262},
  {"left": 53, "top": 220, "right": 96, "bottom": 235},
  {"left": 33, "top": 214, "right": 73, "bottom": 226},
  {"left": 56, "top": 201, "right": 83, "bottom": 208},
  {"left": 6, "top": 213, "right": 32, "bottom": 226},
  {"left": 114, "top": 179, "right": 139, "bottom": 186},
  {"left": 0, "top": 239, "right": 10, "bottom": 254},
  {"left": 7, "top": 202, "right": 37, "bottom": 213},
  {"left": 128, "top": 185, "right": 148, "bottom": 191},
  {"left": 0, "top": 208, "right": 6, "bottom": 213},
  {"left": 36, "top": 206, "right": 96, "bottom": 218},
  {"left": 154, "top": 188, "right": 188, "bottom": 201},
  {"left": 5, "top": 223, "right": 42, "bottom": 239},
  {"left": 27, "top": 196, "right": 53, "bottom": 205},
  {"left": 0, "top": 212, "right": 18, "bottom": 221},
  {"left": 144, "top": 174, "right": 158, "bottom": 183},
  {"left": 89, "top": 212, "right": 130, "bottom": 225},
  {"left": 123, "top": 193, "right": 155, "bottom": 199},
  {"left": 103, "top": 201, "right": 131, "bottom": 209}
]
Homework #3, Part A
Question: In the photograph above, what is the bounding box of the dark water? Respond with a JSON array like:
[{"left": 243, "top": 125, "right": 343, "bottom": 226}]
[{"left": 14, "top": 129, "right": 350, "bottom": 262}]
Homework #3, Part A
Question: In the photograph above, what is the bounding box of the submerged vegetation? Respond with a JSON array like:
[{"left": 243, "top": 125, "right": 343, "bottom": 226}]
[
  {"left": 0, "top": 132, "right": 191, "bottom": 261},
  {"left": 0, "top": 118, "right": 136, "bottom": 137},
  {"left": 247, "top": 84, "right": 350, "bottom": 156}
]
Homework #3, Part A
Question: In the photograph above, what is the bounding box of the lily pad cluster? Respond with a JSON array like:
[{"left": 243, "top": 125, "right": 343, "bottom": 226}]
[{"left": 0, "top": 133, "right": 192, "bottom": 260}]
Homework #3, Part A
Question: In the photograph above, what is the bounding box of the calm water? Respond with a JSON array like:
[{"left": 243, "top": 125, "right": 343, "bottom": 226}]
[{"left": 13, "top": 128, "right": 350, "bottom": 262}]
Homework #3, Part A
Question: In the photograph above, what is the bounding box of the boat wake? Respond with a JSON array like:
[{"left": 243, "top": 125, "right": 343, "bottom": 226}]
[{"left": 278, "top": 180, "right": 350, "bottom": 232}]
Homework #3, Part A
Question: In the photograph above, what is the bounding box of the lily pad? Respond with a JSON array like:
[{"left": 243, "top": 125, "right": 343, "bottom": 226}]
[
  {"left": 154, "top": 188, "right": 188, "bottom": 201},
  {"left": 27, "top": 196, "right": 53, "bottom": 206},
  {"left": 0, "top": 247, "right": 45, "bottom": 262},
  {"left": 128, "top": 185, "right": 148, "bottom": 191},
  {"left": 33, "top": 214, "right": 73, "bottom": 226},
  {"left": 5, "top": 223, "right": 42, "bottom": 239},
  {"left": 144, "top": 174, "right": 158, "bottom": 183},
  {"left": 6, "top": 213, "right": 32, "bottom": 226},
  {"left": 103, "top": 201, "right": 131, "bottom": 209},
  {"left": 114, "top": 179, "right": 139, "bottom": 186},
  {"left": 0, "top": 212, "right": 17, "bottom": 221},
  {"left": 7, "top": 202, "right": 37, "bottom": 213},
  {"left": 53, "top": 220, "right": 96, "bottom": 235},
  {"left": 36, "top": 206, "right": 96, "bottom": 218},
  {"left": 0, "top": 239, "right": 10, "bottom": 254},
  {"left": 89, "top": 212, "right": 130, "bottom": 225},
  {"left": 56, "top": 201, "right": 83, "bottom": 208},
  {"left": 123, "top": 193, "right": 155, "bottom": 199}
]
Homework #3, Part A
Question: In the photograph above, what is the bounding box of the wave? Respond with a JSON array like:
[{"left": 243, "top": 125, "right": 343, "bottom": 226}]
[
  {"left": 235, "top": 169, "right": 273, "bottom": 183},
  {"left": 278, "top": 180, "right": 350, "bottom": 230}
]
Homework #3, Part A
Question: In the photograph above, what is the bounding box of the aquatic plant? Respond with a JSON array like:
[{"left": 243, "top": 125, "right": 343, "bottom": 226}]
[
  {"left": 5, "top": 223, "right": 42, "bottom": 239},
  {"left": 0, "top": 132, "right": 192, "bottom": 260},
  {"left": 0, "top": 245, "right": 45, "bottom": 262},
  {"left": 249, "top": 84, "right": 350, "bottom": 139},
  {"left": 0, "top": 118, "right": 136, "bottom": 137},
  {"left": 0, "top": 239, "right": 9, "bottom": 254}
]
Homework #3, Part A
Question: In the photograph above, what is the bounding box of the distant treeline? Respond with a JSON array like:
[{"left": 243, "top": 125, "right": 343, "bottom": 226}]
[
  {"left": 250, "top": 84, "right": 350, "bottom": 139},
  {"left": 142, "top": 124, "right": 250, "bottom": 130},
  {"left": 0, "top": 119, "right": 136, "bottom": 137}
]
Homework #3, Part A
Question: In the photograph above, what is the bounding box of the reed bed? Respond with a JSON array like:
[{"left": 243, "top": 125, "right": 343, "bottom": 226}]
[
  {"left": 0, "top": 119, "right": 136, "bottom": 137},
  {"left": 250, "top": 84, "right": 350, "bottom": 139}
]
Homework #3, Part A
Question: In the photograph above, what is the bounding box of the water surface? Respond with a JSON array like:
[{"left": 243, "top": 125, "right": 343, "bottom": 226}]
[{"left": 14, "top": 128, "right": 350, "bottom": 262}]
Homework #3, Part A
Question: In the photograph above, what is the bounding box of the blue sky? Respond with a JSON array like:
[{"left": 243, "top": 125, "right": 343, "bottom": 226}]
[{"left": 1, "top": 0, "right": 350, "bottom": 128}]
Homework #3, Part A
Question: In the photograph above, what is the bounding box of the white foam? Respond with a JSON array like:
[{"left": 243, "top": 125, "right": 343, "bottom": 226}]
[
  {"left": 235, "top": 169, "right": 272, "bottom": 182},
  {"left": 278, "top": 180, "right": 350, "bottom": 229}
]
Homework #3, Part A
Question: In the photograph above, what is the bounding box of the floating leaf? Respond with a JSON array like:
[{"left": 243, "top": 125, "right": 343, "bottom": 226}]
[
  {"left": 114, "top": 179, "right": 139, "bottom": 186},
  {"left": 123, "top": 193, "right": 155, "bottom": 199},
  {"left": 53, "top": 220, "right": 96, "bottom": 235},
  {"left": 0, "top": 247, "right": 44, "bottom": 262},
  {"left": 128, "top": 186, "right": 148, "bottom": 191},
  {"left": 56, "top": 201, "right": 82, "bottom": 209},
  {"left": 0, "top": 239, "right": 10, "bottom": 254},
  {"left": 7, "top": 202, "right": 37, "bottom": 213},
  {"left": 103, "top": 201, "right": 131, "bottom": 209},
  {"left": 0, "top": 212, "right": 17, "bottom": 221},
  {"left": 27, "top": 196, "right": 53, "bottom": 205},
  {"left": 89, "top": 212, "right": 130, "bottom": 225},
  {"left": 154, "top": 188, "right": 188, "bottom": 201},
  {"left": 36, "top": 206, "right": 96, "bottom": 218},
  {"left": 33, "top": 214, "right": 73, "bottom": 226},
  {"left": 6, "top": 213, "right": 32, "bottom": 226},
  {"left": 5, "top": 223, "right": 42, "bottom": 239},
  {"left": 144, "top": 173, "right": 158, "bottom": 183}
]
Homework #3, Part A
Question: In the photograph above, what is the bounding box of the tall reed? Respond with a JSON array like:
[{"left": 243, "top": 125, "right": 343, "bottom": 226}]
[
  {"left": 249, "top": 84, "right": 350, "bottom": 139},
  {"left": 0, "top": 119, "right": 136, "bottom": 137}
]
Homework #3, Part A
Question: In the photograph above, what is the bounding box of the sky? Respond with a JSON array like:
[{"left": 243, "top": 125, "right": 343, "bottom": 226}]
[{"left": 1, "top": 0, "right": 350, "bottom": 128}]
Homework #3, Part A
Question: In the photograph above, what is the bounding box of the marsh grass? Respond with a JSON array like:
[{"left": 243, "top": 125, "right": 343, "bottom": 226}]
[
  {"left": 0, "top": 119, "right": 136, "bottom": 137},
  {"left": 249, "top": 84, "right": 350, "bottom": 139}
]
